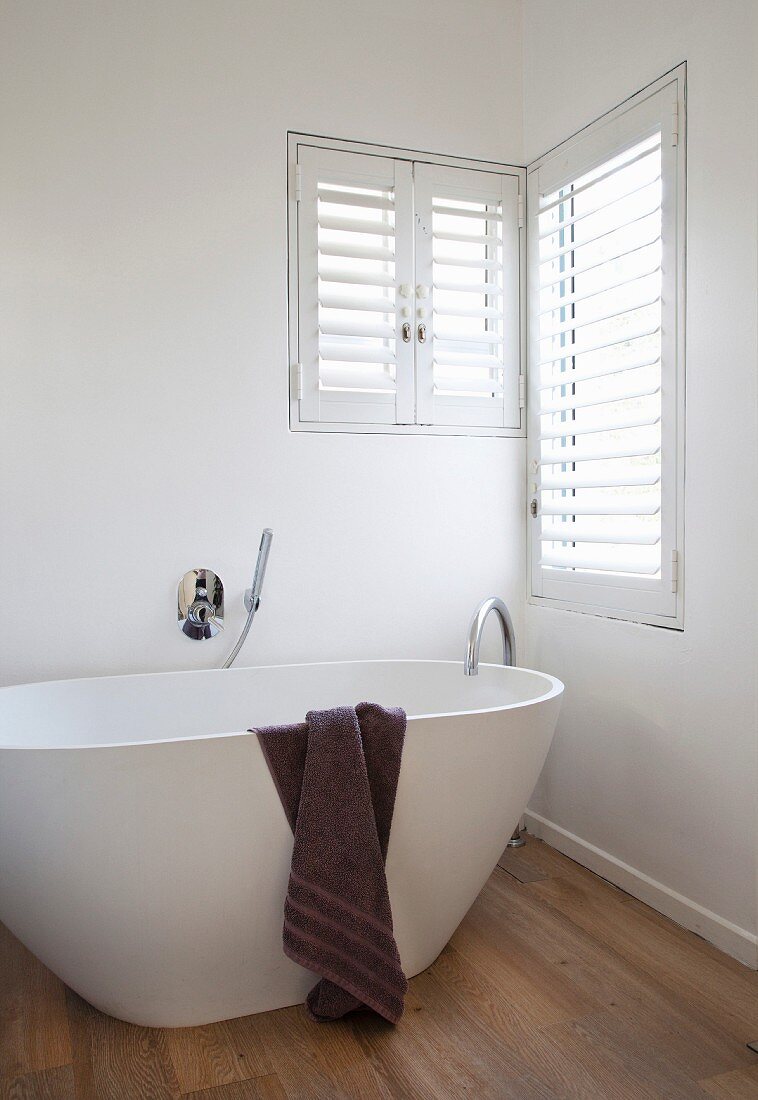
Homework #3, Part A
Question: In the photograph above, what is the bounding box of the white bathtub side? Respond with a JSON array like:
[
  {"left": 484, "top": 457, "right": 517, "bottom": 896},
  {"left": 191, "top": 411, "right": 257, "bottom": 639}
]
[
  {"left": 388, "top": 695, "right": 561, "bottom": 977},
  {"left": 0, "top": 689, "right": 561, "bottom": 1026}
]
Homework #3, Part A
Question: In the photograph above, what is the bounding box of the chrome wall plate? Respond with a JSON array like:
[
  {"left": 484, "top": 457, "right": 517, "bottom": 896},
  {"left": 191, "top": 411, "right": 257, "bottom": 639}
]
[{"left": 177, "top": 569, "right": 224, "bottom": 639}]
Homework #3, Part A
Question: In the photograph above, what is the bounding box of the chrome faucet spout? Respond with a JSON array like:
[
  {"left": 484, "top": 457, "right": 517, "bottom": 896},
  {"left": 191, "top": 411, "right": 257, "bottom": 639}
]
[
  {"left": 464, "top": 596, "right": 516, "bottom": 676},
  {"left": 464, "top": 595, "right": 523, "bottom": 847}
]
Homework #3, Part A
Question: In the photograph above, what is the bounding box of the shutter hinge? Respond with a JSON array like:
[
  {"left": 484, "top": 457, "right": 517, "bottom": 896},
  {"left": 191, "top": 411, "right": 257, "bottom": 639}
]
[
  {"left": 671, "top": 549, "right": 680, "bottom": 592},
  {"left": 518, "top": 373, "right": 526, "bottom": 408},
  {"left": 294, "top": 164, "right": 303, "bottom": 203},
  {"left": 291, "top": 362, "right": 303, "bottom": 400},
  {"left": 671, "top": 101, "right": 679, "bottom": 147},
  {"left": 517, "top": 194, "right": 525, "bottom": 229}
]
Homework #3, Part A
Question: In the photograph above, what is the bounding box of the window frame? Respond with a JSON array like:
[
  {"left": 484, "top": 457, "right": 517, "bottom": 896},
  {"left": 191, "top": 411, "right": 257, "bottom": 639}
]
[
  {"left": 287, "top": 132, "right": 526, "bottom": 438},
  {"left": 526, "top": 66, "right": 686, "bottom": 629}
]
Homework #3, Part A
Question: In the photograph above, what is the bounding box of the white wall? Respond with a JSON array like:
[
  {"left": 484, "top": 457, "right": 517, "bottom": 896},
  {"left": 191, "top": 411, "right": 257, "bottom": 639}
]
[
  {"left": 0, "top": 0, "right": 525, "bottom": 686},
  {"left": 522, "top": 0, "right": 758, "bottom": 963}
]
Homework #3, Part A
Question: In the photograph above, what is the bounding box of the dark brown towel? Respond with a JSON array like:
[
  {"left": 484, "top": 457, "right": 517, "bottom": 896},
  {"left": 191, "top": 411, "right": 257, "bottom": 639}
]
[{"left": 254, "top": 703, "right": 407, "bottom": 1023}]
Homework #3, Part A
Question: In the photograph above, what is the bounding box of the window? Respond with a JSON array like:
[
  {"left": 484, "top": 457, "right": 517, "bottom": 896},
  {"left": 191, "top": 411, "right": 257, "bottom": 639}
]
[
  {"left": 288, "top": 136, "right": 524, "bottom": 436},
  {"left": 527, "top": 68, "right": 685, "bottom": 627}
]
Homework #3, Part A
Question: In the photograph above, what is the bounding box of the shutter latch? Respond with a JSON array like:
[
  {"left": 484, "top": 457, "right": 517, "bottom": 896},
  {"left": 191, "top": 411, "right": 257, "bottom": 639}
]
[{"left": 530, "top": 499, "right": 538, "bottom": 518}]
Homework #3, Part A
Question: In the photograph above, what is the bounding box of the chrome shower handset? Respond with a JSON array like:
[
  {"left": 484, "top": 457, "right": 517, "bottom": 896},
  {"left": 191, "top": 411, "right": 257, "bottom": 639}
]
[
  {"left": 223, "top": 528, "right": 273, "bottom": 669},
  {"left": 246, "top": 528, "right": 273, "bottom": 612}
]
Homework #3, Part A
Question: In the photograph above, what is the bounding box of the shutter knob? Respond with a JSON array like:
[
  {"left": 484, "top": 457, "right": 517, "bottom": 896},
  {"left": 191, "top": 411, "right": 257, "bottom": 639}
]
[
  {"left": 416, "top": 284, "right": 429, "bottom": 299},
  {"left": 399, "top": 283, "right": 412, "bottom": 298}
]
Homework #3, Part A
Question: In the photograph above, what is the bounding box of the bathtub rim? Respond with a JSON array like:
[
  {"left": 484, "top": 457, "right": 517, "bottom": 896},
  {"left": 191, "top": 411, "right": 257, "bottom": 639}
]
[{"left": 0, "top": 658, "right": 564, "bottom": 752}]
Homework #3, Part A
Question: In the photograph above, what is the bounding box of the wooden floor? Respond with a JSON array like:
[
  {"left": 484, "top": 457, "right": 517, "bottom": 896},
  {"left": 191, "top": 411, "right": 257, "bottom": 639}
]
[{"left": 2, "top": 835, "right": 758, "bottom": 1100}]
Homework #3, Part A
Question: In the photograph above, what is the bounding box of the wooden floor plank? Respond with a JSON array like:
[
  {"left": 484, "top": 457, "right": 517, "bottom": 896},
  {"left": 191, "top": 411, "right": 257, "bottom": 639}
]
[
  {"left": 1, "top": 834, "right": 755, "bottom": 1100},
  {"left": 66, "top": 989, "right": 180, "bottom": 1100},
  {"left": 0, "top": 1065, "right": 75, "bottom": 1100},
  {"left": 349, "top": 969, "right": 556, "bottom": 1100},
  {"left": 700, "top": 1064, "right": 758, "bottom": 1098},
  {"left": 183, "top": 1074, "right": 287, "bottom": 1100},
  {"left": 498, "top": 844, "right": 549, "bottom": 883},
  {"left": 475, "top": 870, "right": 756, "bottom": 1080},
  {"left": 527, "top": 871, "right": 758, "bottom": 1036},
  {"left": 165, "top": 1015, "right": 273, "bottom": 1095},
  {"left": 0, "top": 925, "right": 71, "bottom": 1079},
  {"left": 249, "top": 1003, "right": 392, "bottom": 1100}
]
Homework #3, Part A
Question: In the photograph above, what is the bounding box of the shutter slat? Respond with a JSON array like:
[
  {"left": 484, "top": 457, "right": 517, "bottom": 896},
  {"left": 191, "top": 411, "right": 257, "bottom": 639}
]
[
  {"left": 538, "top": 321, "right": 660, "bottom": 366},
  {"left": 540, "top": 378, "right": 661, "bottom": 414},
  {"left": 540, "top": 495, "right": 660, "bottom": 516},
  {"left": 540, "top": 466, "right": 661, "bottom": 489},
  {"left": 540, "top": 296, "right": 660, "bottom": 342},
  {"left": 433, "top": 350, "right": 503, "bottom": 368},
  {"left": 541, "top": 522, "right": 661, "bottom": 545},
  {"left": 319, "top": 343, "right": 395, "bottom": 364},
  {"left": 539, "top": 352, "right": 660, "bottom": 391},
  {"left": 319, "top": 242, "right": 394, "bottom": 262},
  {"left": 433, "top": 229, "right": 501, "bottom": 245},
  {"left": 539, "top": 234, "right": 660, "bottom": 292},
  {"left": 433, "top": 203, "right": 502, "bottom": 221},
  {"left": 319, "top": 267, "right": 395, "bottom": 288},
  {"left": 539, "top": 265, "right": 661, "bottom": 317},
  {"left": 319, "top": 318, "right": 395, "bottom": 340},
  {"left": 539, "top": 233, "right": 661, "bottom": 291},
  {"left": 538, "top": 176, "right": 661, "bottom": 240},
  {"left": 320, "top": 366, "right": 395, "bottom": 391},
  {"left": 434, "top": 378, "right": 504, "bottom": 394},
  {"left": 433, "top": 254, "right": 502, "bottom": 270},
  {"left": 539, "top": 141, "right": 661, "bottom": 215},
  {"left": 538, "top": 202, "right": 661, "bottom": 265},
  {"left": 435, "top": 330, "right": 505, "bottom": 345},
  {"left": 539, "top": 435, "right": 661, "bottom": 465},
  {"left": 318, "top": 215, "right": 395, "bottom": 237},
  {"left": 541, "top": 550, "right": 660, "bottom": 573},
  {"left": 434, "top": 305, "right": 503, "bottom": 319},
  {"left": 319, "top": 293, "right": 395, "bottom": 313},
  {"left": 434, "top": 280, "right": 504, "bottom": 295},
  {"left": 318, "top": 187, "right": 394, "bottom": 210},
  {"left": 433, "top": 361, "right": 504, "bottom": 373},
  {"left": 539, "top": 410, "right": 660, "bottom": 440}
]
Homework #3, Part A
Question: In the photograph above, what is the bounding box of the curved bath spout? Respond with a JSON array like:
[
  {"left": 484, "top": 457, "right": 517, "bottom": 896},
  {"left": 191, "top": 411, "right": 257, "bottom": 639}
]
[{"left": 464, "top": 596, "right": 516, "bottom": 675}]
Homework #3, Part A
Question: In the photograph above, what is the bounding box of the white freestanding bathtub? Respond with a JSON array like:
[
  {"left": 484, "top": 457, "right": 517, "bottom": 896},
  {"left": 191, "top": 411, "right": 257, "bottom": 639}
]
[{"left": 0, "top": 660, "right": 563, "bottom": 1027}]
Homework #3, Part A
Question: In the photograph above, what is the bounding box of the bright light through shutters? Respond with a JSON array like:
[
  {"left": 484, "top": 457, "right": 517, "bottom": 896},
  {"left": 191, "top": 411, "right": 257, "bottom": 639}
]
[
  {"left": 317, "top": 185, "right": 397, "bottom": 393},
  {"left": 527, "top": 73, "right": 685, "bottom": 625},
  {"left": 291, "top": 140, "right": 523, "bottom": 435},
  {"left": 295, "top": 146, "right": 414, "bottom": 426},
  {"left": 415, "top": 163, "right": 521, "bottom": 429},
  {"left": 537, "top": 133, "right": 663, "bottom": 576}
]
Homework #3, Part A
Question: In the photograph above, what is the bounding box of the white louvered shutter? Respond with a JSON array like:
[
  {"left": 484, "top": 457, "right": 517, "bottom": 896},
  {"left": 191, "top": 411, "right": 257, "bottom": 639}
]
[
  {"left": 296, "top": 146, "right": 414, "bottom": 425},
  {"left": 414, "top": 163, "right": 521, "bottom": 428},
  {"left": 528, "top": 78, "right": 684, "bottom": 622}
]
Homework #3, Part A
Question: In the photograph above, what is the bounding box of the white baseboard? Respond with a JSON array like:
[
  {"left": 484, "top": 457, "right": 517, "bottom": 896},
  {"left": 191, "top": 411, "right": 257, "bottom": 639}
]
[{"left": 524, "top": 810, "right": 758, "bottom": 970}]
